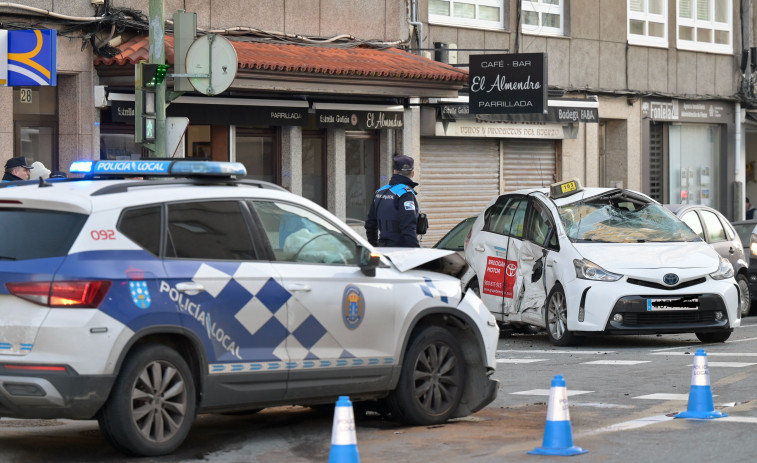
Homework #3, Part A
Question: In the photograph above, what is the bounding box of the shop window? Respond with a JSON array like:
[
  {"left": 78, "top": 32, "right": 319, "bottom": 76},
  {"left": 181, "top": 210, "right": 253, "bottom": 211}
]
[
  {"left": 669, "top": 124, "right": 721, "bottom": 207},
  {"left": 521, "top": 0, "right": 565, "bottom": 37},
  {"left": 188, "top": 125, "right": 212, "bottom": 158},
  {"left": 628, "top": 0, "right": 668, "bottom": 47},
  {"left": 429, "top": 0, "right": 505, "bottom": 29},
  {"left": 100, "top": 126, "right": 142, "bottom": 160},
  {"left": 303, "top": 131, "right": 326, "bottom": 207},
  {"left": 13, "top": 86, "right": 57, "bottom": 170},
  {"left": 677, "top": 0, "right": 732, "bottom": 54},
  {"left": 235, "top": 127, "right": 280, "bottom": 184},
  {"left": 345, "top": 131, "right": 379, "bottom": 222}
]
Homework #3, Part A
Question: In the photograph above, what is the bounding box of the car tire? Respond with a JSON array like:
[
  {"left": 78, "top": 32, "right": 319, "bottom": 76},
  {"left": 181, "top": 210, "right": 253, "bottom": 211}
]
[
  {"left": 468, "top": 278, "right": 481, "bottom": 298},
  {"left": 545, "top": 283, "right": 581, "bottom": 347},
  {"left": 695, "top": 331, "right": 731, "bottom": 343},
  {"left": 737, "top": 273, "right": 751, "bottom": 317},
  {"left": 387, "top": 326, "right": 465, "bottom": 425},
  {"left": 97, "top": 344, "right": 197, "bottom": 457}
]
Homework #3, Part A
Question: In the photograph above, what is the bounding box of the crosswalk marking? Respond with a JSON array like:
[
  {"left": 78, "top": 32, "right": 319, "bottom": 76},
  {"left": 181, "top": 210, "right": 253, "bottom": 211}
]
[
  {"left": 496, "top": 358, "right": 546, "bottom": 364},
  {"left": 651, "top": 352, "right": 757, "bottom": 357},
  {"left": 633, "top": 393, "right": 689, "bottom": 400},
  {"left": 582, "top": 360, "right": 651, "bottom": 365},
  {"left": 692, "top": 361, "right": 757, "bottom": 368},
  {"left": 497, "top": 349, "right": 616, "bottom": 355},
  {"left": 510, "top": 389, "right": 594, "bottom": 396}
]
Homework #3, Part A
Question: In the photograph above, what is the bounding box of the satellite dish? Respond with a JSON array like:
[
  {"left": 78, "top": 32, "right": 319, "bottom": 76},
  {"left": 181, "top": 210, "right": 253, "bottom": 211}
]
[{"left": 185, "top": 34, "right": 238, "bottom": 96}]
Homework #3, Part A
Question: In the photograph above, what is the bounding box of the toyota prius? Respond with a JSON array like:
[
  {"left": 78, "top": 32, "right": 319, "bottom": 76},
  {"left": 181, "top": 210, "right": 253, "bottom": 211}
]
[{"left": 462, "top": 179, "right": 739, "bottom": 346}]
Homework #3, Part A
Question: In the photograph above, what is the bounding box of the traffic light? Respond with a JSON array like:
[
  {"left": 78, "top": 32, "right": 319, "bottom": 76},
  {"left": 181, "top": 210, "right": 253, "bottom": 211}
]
[
  {"left": 142, "top": 63, "right": 170, "bottom": 87},
  {"left": 135, "top": 61, "right": 168, "bottom": 144}
]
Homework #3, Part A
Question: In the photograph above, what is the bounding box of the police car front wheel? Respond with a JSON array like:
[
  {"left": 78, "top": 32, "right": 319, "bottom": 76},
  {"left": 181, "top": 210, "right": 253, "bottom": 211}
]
[
  {"left": 387, "top": 326, "right": 465, "bottom": 425},
  {"left": 97, "top": 344, "right": 197, "bottom": 457}
]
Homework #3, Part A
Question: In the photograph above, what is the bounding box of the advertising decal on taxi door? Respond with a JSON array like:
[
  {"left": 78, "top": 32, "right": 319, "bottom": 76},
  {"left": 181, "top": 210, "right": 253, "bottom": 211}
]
[{"left": 483, "top": 256, "right": 518, "bottom": 298}]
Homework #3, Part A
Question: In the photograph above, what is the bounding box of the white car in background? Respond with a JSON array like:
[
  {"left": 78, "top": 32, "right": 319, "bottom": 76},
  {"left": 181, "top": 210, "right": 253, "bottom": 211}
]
[{"left": 462, "top": 179, "right": 740, "bottom": 346}]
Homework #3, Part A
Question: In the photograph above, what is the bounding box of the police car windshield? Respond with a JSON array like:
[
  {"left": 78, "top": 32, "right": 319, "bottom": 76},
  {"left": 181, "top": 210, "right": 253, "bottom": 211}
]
[{"left": 559, "top": 196, "right": 701, "bottom": 243}]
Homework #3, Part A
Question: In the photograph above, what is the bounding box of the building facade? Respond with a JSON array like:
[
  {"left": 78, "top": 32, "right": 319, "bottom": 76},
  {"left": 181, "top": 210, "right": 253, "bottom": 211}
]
[{"left": 2, "top": 1, "right": 755, "bottom": 244}]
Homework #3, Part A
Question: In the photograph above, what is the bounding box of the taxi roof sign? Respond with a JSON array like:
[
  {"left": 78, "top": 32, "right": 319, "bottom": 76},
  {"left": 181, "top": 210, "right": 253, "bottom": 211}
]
[
  {"left": 69, "top": 160, "right": 247, "bottom": 177},
  {"left": 549, "top": 178, "right": 583, "bottom": 199}
]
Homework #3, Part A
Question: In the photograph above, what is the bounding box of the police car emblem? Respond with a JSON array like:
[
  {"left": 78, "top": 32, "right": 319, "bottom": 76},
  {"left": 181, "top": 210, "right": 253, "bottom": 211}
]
[
  {"left": 129, "top": 281, "right": 151, "bottom": 309},
  {"left": 342, "top": 285, "right": 365, "bottom": 329}
]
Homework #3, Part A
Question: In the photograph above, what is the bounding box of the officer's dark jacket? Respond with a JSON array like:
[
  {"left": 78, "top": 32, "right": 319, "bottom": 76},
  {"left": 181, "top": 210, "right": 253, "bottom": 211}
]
[
  {"left": 2, "top": 172, "right": 23, "bottom": 182},
  {"left": 365, "top": 173, "right": 419, "bottom": 247}
]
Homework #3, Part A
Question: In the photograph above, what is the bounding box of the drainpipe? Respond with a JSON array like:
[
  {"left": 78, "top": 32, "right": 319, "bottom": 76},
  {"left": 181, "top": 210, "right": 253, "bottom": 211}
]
[
  {"left": 408, "top": 0, "right": 423, "bottom": 53},
  {"left": 736, "top": 101, "right": 744, "bottom": 218}
]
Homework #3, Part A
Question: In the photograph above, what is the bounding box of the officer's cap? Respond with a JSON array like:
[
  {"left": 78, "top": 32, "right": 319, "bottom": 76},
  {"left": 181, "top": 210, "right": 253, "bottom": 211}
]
[
  {"left": 393, "top": 155, "right": 414, "bottom": 172},
  {"left": 5, "top": 156, "right": 32, "bottom": 170}
]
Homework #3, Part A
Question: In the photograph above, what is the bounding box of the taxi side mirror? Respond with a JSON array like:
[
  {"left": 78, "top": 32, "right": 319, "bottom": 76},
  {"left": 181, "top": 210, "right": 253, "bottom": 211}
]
[{"left": 359, "top": 247, "right": 381, "bottom": 277}]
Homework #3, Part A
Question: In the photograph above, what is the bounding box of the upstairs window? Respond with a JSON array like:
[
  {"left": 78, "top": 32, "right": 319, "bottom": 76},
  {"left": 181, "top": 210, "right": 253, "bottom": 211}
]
[
  {"left": 429, "top": 0, "right": 505, "bottom": 29},
  {"left": 521, "top": 0, "right": 565, "bottom": 36},
  {"left": 628, "top": 0, "right": 668, "bottom": 47},
  {"left": 677, "top": 0, "right": 732, "bottom": 54}
]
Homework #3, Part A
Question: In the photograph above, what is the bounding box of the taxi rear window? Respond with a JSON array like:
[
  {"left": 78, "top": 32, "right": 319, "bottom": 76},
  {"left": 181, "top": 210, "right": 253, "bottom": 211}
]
[{"left": 0, "top": 209, "right": 87, "bottom": 260}]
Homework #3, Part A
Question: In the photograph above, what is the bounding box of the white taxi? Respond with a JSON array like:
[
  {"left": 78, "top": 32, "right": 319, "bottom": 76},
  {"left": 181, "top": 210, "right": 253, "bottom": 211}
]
[
  {"left": 0, "top": 159, "right": 498, "bottom": 456},
  {"left": 462, "top": 179, "right": 739, "bottom": 346}
]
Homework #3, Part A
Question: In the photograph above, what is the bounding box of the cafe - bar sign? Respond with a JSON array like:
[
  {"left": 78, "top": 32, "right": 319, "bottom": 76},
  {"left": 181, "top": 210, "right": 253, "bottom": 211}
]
[{"left": 469, "top": 53, "right": 547, "bottom": 115}]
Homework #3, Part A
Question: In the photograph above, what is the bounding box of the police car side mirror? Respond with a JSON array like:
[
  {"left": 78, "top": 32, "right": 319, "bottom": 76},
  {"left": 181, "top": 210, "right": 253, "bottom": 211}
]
[{"left": 359, "top": 247, "right": 381, "bottom": 277}]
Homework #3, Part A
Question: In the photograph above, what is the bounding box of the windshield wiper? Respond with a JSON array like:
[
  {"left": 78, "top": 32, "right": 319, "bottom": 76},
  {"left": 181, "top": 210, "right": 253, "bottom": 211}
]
[{"left": 0, "top": 256, "right": 17, "bottom": 260}]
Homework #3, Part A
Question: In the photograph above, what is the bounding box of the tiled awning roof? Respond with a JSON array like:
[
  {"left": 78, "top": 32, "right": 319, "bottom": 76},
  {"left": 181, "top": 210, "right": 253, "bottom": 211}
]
[{"left": 94, "top": 35, "right": 468, "bottom": 84}]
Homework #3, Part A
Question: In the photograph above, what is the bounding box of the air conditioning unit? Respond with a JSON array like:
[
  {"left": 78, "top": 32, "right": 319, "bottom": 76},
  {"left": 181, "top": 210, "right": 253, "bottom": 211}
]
[{"left": 434, "top": 42, "right": 458, "bottom": 65}]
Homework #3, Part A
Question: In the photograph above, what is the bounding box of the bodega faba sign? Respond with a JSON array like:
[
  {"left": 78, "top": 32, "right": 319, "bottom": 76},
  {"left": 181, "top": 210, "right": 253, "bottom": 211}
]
[{"left": 469, "top": 53, "right": 547, "bottom": 115}]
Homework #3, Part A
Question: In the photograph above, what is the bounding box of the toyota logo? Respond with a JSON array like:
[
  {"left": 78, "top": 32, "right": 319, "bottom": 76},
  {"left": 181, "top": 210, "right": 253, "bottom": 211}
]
[
  {"left": 505, "top": 263, "right": 517, "bottom": 277},
  {"left": 662, "top": 273, "right": 679, "bottom": 286}
]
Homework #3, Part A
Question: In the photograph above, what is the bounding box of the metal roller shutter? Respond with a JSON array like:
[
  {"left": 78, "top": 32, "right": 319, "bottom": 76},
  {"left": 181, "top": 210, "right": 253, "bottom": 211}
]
[
  {"left": 501, "top": 140, "right": 557, "bottom": 193},
  {"left": 419, "top": 137, "right": 500, "bottom": 245}
]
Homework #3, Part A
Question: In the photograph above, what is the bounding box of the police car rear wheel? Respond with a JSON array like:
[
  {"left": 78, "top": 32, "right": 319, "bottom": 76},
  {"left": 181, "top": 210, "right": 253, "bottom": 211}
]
[
  {"left": 388, "top": 326, "right": 465, "bottom": 425},
  {"left": 97, "top": 344, "right": 197, "bottom": 457},
  {"left": 545, "top": 284, "right": 580, "bottom": 347}
]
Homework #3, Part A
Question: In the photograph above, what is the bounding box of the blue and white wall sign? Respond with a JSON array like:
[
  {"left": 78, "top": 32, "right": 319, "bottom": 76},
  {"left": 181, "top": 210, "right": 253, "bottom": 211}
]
[{"left": 3, "top": 29, "right": 57, "bottom": 86}]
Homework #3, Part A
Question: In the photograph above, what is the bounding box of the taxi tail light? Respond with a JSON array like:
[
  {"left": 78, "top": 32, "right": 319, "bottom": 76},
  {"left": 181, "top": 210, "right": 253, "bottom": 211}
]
[{"left": 6, "top": 281, "right": 112, "bottom": 308}]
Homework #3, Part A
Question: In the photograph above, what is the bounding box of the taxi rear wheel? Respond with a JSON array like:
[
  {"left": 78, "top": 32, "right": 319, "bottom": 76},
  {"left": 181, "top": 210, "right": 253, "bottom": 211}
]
[
  {"left": 545, "top": 284, "right": 580, "bottom": 347},
  {"left": 467, "top": 278, "right": 481, "bottom": 298},
  {"left": 387, "top": 326, "right": 465, "bottom": 425},
  {"left": 97, "top": 344, "right": 197, "bottom": 457}
]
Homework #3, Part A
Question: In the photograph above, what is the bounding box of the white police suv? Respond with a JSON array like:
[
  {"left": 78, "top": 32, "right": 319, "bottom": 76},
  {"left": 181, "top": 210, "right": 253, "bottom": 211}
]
[
  {"left": 462, "top": 178, "right": 739, "bottom": 346},
  {"left": 0, "top": 160, "right": 498, "bottom": 456}
]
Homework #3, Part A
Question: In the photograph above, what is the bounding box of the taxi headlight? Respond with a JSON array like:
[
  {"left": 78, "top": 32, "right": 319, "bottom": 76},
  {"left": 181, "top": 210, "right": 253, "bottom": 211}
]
[
  {"left": 573, "top": 258, "right": 622, "bottom": 282},
  {"left": 710, "top": 256, "right": 734, "bottom": 280}
]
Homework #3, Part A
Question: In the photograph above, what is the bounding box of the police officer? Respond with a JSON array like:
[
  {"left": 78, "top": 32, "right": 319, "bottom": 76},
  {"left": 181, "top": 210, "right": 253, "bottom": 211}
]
[
  {"left": 2, "top": 157, "right": 33, "bottom": 182},
  {"left": 365, "top": 154, "right": 420, "bottom": 247}
]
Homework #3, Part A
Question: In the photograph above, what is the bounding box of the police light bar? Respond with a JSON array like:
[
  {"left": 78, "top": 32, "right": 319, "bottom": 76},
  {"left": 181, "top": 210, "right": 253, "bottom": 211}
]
[{"left": 69, "top": 160, "right": 247, "bottom": 177}]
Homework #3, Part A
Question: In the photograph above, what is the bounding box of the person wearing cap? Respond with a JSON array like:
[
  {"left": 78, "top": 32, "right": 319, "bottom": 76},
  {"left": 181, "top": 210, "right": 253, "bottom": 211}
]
[
  {"left": 2, "top": 157, "right": 33, "bottom": 182},
  {"left": 365, "top": 154, "right": 421, "bottom": 247}
]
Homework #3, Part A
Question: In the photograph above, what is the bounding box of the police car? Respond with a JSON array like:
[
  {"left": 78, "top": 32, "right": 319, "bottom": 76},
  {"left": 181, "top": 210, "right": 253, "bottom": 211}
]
[
  {"left": 0, "top": 160, "right": 499, "bottom": 456},
  {"left": 462, "top": 178, "right": 739, "bottom": 346}
]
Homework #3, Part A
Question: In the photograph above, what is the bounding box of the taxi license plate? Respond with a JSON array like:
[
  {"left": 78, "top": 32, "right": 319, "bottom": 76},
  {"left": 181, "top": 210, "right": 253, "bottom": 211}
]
[{"left": 646, "top": 298, "right": 698, "bottom": 311}]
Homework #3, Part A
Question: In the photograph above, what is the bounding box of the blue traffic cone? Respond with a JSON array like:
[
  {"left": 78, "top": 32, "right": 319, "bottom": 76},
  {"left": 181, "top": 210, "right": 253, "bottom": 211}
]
[
  {"left": 328, "top": 396, "right": 360, "bottom": 463},
  {"left": 675, "top": 349, "right": 727, "bottom": 419},
  {"left": 528, "top": 375, "right": 588, "bottom": 456}
]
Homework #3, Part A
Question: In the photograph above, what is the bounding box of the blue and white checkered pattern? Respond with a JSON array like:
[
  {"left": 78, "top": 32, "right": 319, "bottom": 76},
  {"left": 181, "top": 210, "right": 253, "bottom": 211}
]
[
  {"left": 421, "top": 277, "right": 450, "bottom": 304},
  {"left": 190, "top": 263, "right": 383, "bottom": 374}
]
